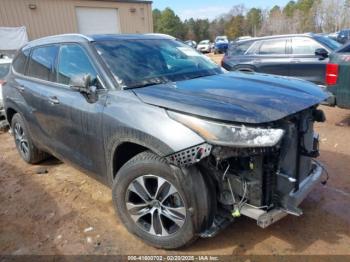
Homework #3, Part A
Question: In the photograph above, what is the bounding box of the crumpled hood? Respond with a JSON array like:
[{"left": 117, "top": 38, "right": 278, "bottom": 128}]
[{"left": 133, "top": 72, "right": 329, "bottom": 124}]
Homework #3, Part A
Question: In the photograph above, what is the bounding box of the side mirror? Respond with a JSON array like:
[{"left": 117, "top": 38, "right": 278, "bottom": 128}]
[
  {"left": 315, "top": 48, "right": 329, "bottom": 59},
  {"left": 70, "top": 74, "right": 91, "bottom": 90},
  {"left": 70, "top": 74, "right": 98, "bottom": 103}
]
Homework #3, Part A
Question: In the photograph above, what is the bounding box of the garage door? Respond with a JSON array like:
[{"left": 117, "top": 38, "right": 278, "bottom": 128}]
[{"left": 76, "top": 7, "right": 120, "bottom": 35}]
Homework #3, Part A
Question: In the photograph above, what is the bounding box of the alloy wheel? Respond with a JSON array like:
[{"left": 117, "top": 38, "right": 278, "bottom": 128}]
[
  {"left": 125, "top": 175, "right": 187, "bottom": 237},
  {"left": 14, "top": 122, "right": 29, "bottom": 159}
]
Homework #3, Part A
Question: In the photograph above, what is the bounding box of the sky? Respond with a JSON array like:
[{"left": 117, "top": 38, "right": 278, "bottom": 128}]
[{"left": 152, "top": 0, "right": 290, "bottom": 21}]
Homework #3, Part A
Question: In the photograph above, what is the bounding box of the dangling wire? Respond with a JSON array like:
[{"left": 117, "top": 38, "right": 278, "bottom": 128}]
[{"left": 222, "top": 164, "right": 236, "bottom": 205}]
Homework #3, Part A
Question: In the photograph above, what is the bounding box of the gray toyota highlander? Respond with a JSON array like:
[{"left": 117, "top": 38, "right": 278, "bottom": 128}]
[{"left": 2, "top": 34, "right": 329, "bottom": 249}]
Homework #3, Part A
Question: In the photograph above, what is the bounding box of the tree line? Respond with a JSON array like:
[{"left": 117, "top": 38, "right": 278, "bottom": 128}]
[{"left": 153, "top": 0, "right": 350, "bottom": 42}]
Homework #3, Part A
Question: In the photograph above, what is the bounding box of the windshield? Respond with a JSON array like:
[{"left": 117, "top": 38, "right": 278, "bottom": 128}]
[
  {"left": 315, "top": 35, "right": 342, "bottom": 50},
  {"left": 199, "top": 40, "right": 210, "bottom": 45},
  {"left": 0, "top": 63, "right": 10, "bottom": 79},
  {"left": 94, "top": 39, "right": 222, "bottom": 89}
]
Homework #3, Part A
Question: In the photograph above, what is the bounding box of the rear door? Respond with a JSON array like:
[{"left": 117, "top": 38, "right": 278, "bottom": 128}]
[
  {"left": 289, "top": 37, "right": 328, "bottom": 85},
  {"left": 254, "top": 38, "right": 291, "bottom": 76},
  {"left": 17, "top": 44, "right": 60, "bottom": 150}
]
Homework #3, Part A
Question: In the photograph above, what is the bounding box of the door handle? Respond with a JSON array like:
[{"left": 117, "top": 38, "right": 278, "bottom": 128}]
[{"left": 48, "top": 96, "right": 60, "bottom": 105}]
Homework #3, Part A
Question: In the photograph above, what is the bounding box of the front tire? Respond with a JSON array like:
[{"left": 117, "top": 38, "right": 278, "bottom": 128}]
[
  {"left": 11, "top": 113, "right": 48, "bottom": 164},
  {"left": 112, "top": 151, "right": 209, "bottom": 249}
]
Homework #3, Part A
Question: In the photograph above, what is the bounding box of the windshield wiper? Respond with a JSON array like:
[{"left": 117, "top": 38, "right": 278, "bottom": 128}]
[{"left": 125, "top": 77, "right": 170, "bottom": 89}]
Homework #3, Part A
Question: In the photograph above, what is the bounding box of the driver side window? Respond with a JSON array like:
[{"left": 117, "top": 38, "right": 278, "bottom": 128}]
[
  {"left": 291, "top": 37, "right": 323, "bottom": 55},
  {"left": 57, "top": 44, "right": 98, "bottom": 86}
]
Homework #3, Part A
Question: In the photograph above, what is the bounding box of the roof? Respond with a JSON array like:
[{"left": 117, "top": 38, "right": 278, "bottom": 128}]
[
  {"left": 90, "top": 33, "right": 175, "bottom": 41},
  {"left": 236, "top": 33, "right": 315, "bottom": 44},
  {"left": 24, "top": 33, "right": 173, "bottom": 48}
]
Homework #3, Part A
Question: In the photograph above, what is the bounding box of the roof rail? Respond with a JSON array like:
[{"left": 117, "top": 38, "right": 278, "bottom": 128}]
[{"left": 42, "top": 33, "right": 93, "bottom": 41}]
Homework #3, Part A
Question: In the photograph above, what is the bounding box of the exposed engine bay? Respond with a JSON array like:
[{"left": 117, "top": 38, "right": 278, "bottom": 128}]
[{"left": 167, "top": 106, "right": 327, "bottom": 235}]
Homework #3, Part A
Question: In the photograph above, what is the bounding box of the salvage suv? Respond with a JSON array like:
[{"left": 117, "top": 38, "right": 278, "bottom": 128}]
[{"left": 2, "top": 34, "right": 329, "bottom": 249}]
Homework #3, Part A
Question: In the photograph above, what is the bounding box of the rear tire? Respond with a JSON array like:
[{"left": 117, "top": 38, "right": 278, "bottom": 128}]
[
  {"left": 11, "top": 113, "right": 48, "bottom": 164},
  {"left": 112, "top": 151, "right": 210, "bottom": 249}
]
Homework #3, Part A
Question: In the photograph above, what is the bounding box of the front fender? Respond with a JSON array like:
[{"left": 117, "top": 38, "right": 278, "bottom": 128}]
[{"left": 103, "top": 91, "right": 205, "bottom": 185}]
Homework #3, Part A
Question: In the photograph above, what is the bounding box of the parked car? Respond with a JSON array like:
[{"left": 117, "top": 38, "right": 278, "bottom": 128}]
[
  {"left": 3, "top": 34, "right": 329, "bottom": 249},
  {"left": 196, "top": 40, "right": 212, "bottom": 53},
  {"left": 222, "top": 33, "right": 342, "bottom": 86},
  {"left": 184, "top": 40, "right": 197, "bottom": 48},
  {"left": 326, "top": 43, "right": 350, "bottom": 108},
  {"left": 214, "top": 36, "right": 229, "bottom": 54},
  {"left": 0, "top": 54, "right": 12, "bottom": 130},
  {"left": 337, "top": 29, "right": 350, "bottom": 44}
]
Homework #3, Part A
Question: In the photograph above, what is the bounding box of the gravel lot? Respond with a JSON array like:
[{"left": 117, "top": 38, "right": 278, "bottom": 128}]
[{"left": 1, "top": 54, "right": 350, "bottom": 255}]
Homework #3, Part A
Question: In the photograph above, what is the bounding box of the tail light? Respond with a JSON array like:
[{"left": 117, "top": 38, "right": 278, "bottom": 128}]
[{"left": 326, "top": 64, "right": 339, "bottom": 86}]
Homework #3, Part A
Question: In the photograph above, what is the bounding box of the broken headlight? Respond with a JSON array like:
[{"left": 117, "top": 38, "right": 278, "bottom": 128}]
[{"left": 168, "top": 111, "right": 285, "bottom": 147}]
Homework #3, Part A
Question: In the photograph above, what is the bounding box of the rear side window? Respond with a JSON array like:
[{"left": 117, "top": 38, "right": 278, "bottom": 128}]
[
  {"left": 12, "top": 48, "right": 30, "bottom": 74},
  {"left": 228, "top": 41, "right": 253, "bottom": 56},
  {"left": 27, "top": 45, "right": 59, "bottom": 81},
  {"left": 258, "top": 39, "right": 287, "bottom": 55},
  {"left": 57, "top": 44, "right": 98, "bottom": 86},
  {"left": 292, "top": 37, "right": 323, "bottom": 55}
]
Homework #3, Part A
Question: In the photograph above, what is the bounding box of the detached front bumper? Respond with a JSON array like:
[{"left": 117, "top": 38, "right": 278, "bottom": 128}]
[{"left": 241, "top": 161, "right": 324, "bottom": 228}]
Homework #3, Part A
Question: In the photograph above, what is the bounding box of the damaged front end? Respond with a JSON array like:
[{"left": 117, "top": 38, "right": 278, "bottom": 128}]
[{"left": 166, "top": 107, "right": 327, "bottom": 236}]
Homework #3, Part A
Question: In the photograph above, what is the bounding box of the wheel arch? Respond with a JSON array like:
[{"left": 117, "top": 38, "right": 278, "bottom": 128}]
[
  {"left": 105, "top": 129, "right": 174, "bottom": 186},
  {"left": 5, "top": 104, "right": 20, "bottom": 125},
  {"left": 233, "top": 65, "right": 256, "bottom": 72}
]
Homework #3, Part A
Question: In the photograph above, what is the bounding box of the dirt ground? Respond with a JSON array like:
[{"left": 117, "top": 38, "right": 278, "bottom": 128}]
[{"left": 1, "top": 55, "right": 350, "bottom": 255}]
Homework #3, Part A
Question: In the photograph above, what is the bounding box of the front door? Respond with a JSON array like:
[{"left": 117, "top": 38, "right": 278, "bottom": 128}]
[
  {"left": 289, "top": 37, "right": 329, "bottom": 85},
  {"left": 48, "top": 44, "right": 107, "bottom": 176}
]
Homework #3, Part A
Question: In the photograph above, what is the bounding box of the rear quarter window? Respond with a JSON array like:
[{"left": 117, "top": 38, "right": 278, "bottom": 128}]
[{"left": 12, "top": 48, "right": 30, "bottom": 75}]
